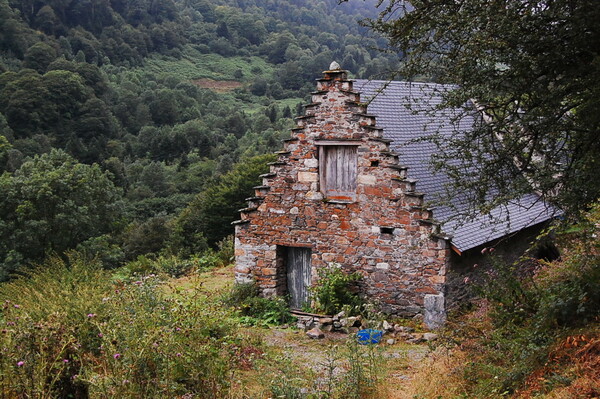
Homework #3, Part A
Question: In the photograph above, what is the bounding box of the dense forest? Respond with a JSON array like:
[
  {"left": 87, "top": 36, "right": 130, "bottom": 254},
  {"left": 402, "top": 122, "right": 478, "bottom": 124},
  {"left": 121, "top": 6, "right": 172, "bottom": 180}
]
[
  {"left": 0, "top": 0, "right": 399, "bottom": 279},
  {"left": 1, "top": 1, "right": 599, "bottom": 398}
]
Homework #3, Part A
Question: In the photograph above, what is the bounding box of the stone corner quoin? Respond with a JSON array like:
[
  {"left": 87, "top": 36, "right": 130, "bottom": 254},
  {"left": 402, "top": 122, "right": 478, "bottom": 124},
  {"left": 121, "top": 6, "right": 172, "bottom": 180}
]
[{"left": 233, "top": 65, "right": 450, "bottom": 325}]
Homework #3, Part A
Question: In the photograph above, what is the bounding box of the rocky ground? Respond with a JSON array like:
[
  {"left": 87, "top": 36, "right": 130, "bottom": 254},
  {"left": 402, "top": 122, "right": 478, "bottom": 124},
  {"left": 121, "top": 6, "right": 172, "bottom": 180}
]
[{"left": 194, "top": 265, "right": 434, "bottom": 398}]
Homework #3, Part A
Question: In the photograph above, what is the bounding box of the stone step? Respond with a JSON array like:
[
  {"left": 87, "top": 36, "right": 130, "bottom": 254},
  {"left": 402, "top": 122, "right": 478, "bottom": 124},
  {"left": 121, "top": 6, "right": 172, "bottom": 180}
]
[
  {"left": 253, "top": 185, "right": 271, "bottom": 196},
  {"left": 237, "top": 207, "right": 258, "bottom": 213},
  {"left": 391, "top": 177, "right": 417, "bottom": 192},
  {"left": 303, "top": 102, "right": 322, "bottom": 108},
  {"left": 231, "top": 219, "right": 250, "bottom": 225}
]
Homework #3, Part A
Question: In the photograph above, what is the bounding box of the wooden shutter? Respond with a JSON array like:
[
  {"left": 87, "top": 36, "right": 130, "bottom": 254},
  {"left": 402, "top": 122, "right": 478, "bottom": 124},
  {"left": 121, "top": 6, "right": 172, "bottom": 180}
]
[
  {"left": 319, "top": 145, "right": 357, "bottom": 201},
  {"left": 286, "top": 247, "right": 312, "bottom": 309}
]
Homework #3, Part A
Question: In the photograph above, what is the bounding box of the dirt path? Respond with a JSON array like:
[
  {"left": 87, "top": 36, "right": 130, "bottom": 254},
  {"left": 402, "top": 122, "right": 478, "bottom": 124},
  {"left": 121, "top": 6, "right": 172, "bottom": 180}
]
[
  {"left": 188, "top": 266, "right": 431, "bottom": 397},
  {"left": 261, "top": 326, "right": 430, "bottom": 397}
]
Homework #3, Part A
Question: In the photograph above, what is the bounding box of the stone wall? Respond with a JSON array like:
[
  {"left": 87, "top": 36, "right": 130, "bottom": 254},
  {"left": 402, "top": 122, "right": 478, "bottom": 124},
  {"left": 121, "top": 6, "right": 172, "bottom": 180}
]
[{"left": 234, "top": 68, "right": 450, "bottom": 317}]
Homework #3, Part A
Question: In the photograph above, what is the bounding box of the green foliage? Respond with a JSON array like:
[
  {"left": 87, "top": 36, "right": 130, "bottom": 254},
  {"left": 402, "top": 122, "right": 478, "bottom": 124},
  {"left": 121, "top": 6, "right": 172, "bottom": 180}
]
[
  {"left": 172, "top": 153, "right": 276, "bottom": 251},
  {"left": 225, "top": 282, "right": 293, "bottom": 326},
  {"left": 0, "top": 0, "right": 398, "bottom": 264},
  {"left": 311, "top": 263, "right": 363, "bottom": 315},
  {"left": 123, "top": 215, "right": 174, "bottom": 259},
  {"left": 76, "top": 234, "right": 125, "bottom": 270},
  {"left": 125, "top": 254, "right": 198, "bottom": 278},
  {"left": 23, "top": 42, "right": 57, "bottom": 73},
  {"left": 452, "top": 204, "right": 600, "bottom": 396},
  {"left": 0, "top": 252, "right": 251, "bottom": 398},
  {"left": 124, "top": 236, "right": 234, "bottom": 278},
  {"left": 268, "top": 338, "right": 384, "bottom": 398},
  {"left": 358, "top": 0, "right": 600, "bottom": 216},
  {"left": 0, "top": 149, "right": 123, "bottom": 280}
]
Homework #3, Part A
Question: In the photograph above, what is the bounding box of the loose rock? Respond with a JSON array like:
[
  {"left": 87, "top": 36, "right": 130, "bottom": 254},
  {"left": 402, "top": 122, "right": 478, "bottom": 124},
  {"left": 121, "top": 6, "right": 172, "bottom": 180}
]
[
  {"left": 406, "top": 334, "right": 425, "bottom": 344},
  {"left": 423, "top": 333, "right": 438, "bottom": 342},
  {"left": 394, "top": 325, "right": 415, "bottom": 333},
  {"left": 334, "top": 311, "right": 346, "bottom": 320},
  {"left": 383, "top": 320, "right": 394, "bottom": 332},
  {"left": 306, "top": 328, "right": 325, "bottom": 339}
]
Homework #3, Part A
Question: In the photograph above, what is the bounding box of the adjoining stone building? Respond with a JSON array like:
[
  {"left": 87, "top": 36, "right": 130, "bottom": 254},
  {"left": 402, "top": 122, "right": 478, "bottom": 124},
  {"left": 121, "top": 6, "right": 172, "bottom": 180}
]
[{"left": 233, "top": 65, "right": 556, "bottom": 327}]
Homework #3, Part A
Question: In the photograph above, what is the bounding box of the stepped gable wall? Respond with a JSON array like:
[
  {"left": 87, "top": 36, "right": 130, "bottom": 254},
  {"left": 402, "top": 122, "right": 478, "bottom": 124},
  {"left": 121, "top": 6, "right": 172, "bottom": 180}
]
[{"left": 234, "top": 67, "right": 449, "bottom": 317}]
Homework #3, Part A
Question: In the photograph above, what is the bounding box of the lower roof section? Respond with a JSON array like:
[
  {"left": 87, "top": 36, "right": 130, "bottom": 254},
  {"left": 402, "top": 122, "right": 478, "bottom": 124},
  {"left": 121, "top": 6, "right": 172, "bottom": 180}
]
[{"left": 355, "top": 79, "right": 558, "bottom": 253}]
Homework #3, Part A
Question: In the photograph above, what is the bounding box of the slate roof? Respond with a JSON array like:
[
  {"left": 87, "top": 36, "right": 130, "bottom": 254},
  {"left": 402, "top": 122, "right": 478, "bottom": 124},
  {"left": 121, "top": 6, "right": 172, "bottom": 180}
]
[{"left": 355, "top": 79, "right": 557, "bottom": 252}]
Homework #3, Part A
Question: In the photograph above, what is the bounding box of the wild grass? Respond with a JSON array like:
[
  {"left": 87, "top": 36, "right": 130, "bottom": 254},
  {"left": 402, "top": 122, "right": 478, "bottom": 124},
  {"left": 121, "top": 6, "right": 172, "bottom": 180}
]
[
  {"left": 0, "top": 253, "right": 257, "bottom": 398},
  {"left": 140, "top": 46, "right": 275, "bottom": 82},
  {"left": 401, "top": 204, "right": 600, "bottom": 398}
]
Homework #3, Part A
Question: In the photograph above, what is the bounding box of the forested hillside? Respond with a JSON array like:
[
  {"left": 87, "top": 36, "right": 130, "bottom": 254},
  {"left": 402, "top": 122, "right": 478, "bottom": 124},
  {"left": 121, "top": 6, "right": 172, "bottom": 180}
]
[{"left": 0, "top": 0, "right": 398, "bottom": 278}]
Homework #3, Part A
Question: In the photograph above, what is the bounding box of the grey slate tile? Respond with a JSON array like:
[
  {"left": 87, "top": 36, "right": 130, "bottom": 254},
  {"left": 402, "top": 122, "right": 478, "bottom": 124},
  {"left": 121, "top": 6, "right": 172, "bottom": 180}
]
[{"left": 355, "top": 80, "right": 557, "bottom": 252}]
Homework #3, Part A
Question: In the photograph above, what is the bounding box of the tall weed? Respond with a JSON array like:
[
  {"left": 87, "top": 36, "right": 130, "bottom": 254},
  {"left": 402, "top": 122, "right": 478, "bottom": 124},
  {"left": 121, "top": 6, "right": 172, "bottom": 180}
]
[{"left": 0, "top": 252, "right": 250, "bottom": 398}]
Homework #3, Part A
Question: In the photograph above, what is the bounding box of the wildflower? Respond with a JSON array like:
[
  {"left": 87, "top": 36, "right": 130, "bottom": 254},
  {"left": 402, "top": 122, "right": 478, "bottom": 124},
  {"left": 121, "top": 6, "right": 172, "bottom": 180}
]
[
  {"left": 481, "top": 247, "right": 488, "bottom": 254},
  {"left": 123, "top": 379, "right": 130, "bottom": 384},
  {"left": 13, "top": 304, "right": 20, "bottom": 309},
  {"left": 87, "top": 313, "right": 96, "bottom": 318},
  {"left": 113, "top": 353, "right": 121, "bottom": 359},
  {"left": 63, "top": 359, "right": 69, "bottom": 363},
  {"left": 463, "top": 277, "right": 471, "bottom": 284},
  {"left": 98, "top": 333, "right": 103, "bottom": 338},
  {"left": 133, "top": 281, "right": 142, "bottom": 285},
  {"left": 17, "top": 361, "right": 24, "bottom": 367},
  {"left": 473, "top": 263, "right": 478, "bottom": 268},
  {"left": 489, "top": 247, "right": 495, "bottom": 253},
  {"left": 176, "top": 353, "right": 182, "bottom": 357}
]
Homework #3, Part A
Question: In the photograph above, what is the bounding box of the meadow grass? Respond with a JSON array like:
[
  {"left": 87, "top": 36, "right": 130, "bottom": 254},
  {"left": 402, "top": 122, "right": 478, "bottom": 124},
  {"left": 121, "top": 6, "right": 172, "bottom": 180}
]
[{"left": 140, "top": 47, "right": 275, "bottom": 82}]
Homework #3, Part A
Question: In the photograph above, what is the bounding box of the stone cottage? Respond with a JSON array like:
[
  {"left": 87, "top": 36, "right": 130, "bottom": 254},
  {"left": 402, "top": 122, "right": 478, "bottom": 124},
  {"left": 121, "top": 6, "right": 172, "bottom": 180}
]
[{"left": 233, "top": 65, "right": 556, "bottom": 326}]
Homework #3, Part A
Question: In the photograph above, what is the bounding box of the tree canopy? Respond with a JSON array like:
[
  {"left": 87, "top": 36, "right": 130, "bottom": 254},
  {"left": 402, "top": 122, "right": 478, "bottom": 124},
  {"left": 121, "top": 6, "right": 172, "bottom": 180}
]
[
  {"left": 352, "top": 0, "right": 600, "bottom": 217},
  {"left": 0, "top": 149, "right": 123, "bottom": 279}
]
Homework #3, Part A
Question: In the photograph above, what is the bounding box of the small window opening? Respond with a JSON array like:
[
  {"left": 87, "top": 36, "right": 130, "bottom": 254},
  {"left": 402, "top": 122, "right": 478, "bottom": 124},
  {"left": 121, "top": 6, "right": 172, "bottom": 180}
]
[
  {"left": 319, "top": 145, "right": 358, "bottom": 201},
  {"left": 380, "top": 227, "right": 395, "bottom": 235},
  {"left": 533, "top": 242, "right": 560, "bottom": 262},
  {"left": 370, "top": 160, "right": 379, "bottom": 167}
]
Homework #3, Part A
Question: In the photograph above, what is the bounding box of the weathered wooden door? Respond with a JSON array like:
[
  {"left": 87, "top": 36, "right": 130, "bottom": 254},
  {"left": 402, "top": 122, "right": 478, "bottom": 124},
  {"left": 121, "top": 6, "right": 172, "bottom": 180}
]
[{"left": 286, "top": 247, "right": 312, "bottom": 309}]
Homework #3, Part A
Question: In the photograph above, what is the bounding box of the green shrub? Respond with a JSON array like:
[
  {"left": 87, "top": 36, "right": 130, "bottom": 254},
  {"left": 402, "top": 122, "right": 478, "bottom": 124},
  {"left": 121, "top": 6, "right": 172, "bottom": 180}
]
[
  {"left": 458, "top": 204, "right": 600, "bottom": 396},
  {"left": 215, "top": 235, "right": 234, "bottom": 266},
  {"left": 225, "top": 282, "right": 293, "bottom": 326},
  {"left": 125, "top": 253, "right": 210, "bottom": 277},
  {"left": 311, "top": 263, "right": 363, "bottom": 316}
]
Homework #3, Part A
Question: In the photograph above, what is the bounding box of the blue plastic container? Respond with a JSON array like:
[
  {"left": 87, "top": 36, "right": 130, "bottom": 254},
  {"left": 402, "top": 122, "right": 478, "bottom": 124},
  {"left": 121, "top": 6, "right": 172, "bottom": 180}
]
[{"left": 356, "top": 329, "right": 383, "bottom": 345}]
